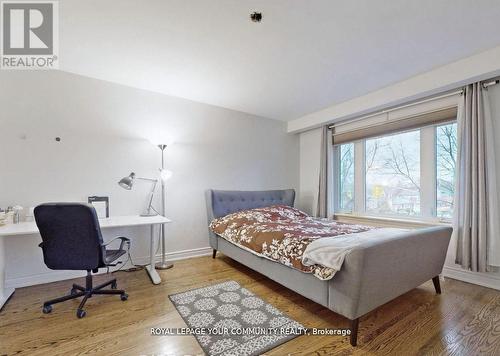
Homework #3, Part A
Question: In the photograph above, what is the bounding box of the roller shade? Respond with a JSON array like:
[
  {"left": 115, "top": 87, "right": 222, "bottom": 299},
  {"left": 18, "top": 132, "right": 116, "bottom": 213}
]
[{"left": 331, "top": 94, "right": 459, "bottom": 145}]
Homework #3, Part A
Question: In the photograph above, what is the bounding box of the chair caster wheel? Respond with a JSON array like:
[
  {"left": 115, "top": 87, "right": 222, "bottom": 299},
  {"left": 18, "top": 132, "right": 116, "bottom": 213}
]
[
  {"left": 42, "top": 305, "right": 52, "bottom": 314},
  {"left": 120, "top": 293, "right": 128, "bottom": 301},
  {"left": 76, "top": 309, "right": 86, "bottom": 318},
  {"left": 70, "top": 288, "right": 78, "bottom": 296},
  {"left": 111, "top": 281, "right": 117, "bottom": 289}
]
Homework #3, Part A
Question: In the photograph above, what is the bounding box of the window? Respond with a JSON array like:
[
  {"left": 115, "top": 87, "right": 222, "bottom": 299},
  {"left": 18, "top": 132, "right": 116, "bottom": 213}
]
[
  {"left": 365, "top": 130, "right": 421, "bottom": 216},
  {"left": 335, "top": 122, "right": 457, "bottom": 221},
  {"left": 436, "top": 123, "right": 457, "bottom": 219},
  {"left": 339, "top": 143, "right": 354, "bottom": 212}
]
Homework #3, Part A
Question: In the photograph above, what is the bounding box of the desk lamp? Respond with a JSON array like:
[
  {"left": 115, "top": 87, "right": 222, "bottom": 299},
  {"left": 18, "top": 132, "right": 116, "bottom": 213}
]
[{"left": 118, "top": 144, "right": 173, "bottom": 270}]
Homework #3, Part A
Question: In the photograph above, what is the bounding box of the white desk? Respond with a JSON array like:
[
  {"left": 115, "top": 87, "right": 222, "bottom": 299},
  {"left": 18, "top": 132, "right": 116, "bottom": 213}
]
[{"left": 0, "top": 215, "right": 171, "bottom": 310}]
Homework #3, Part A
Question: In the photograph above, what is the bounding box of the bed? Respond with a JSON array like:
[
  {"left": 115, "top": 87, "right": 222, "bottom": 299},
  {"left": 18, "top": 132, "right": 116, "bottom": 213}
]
[{"left": 205, "top": 189, "right": 452, "bottom": 346}]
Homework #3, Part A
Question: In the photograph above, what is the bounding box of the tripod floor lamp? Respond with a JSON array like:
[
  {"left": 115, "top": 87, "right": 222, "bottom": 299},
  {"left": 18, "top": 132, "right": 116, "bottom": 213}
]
[{"left": 118, "top": 144, "right": 173, "bottom": 270}]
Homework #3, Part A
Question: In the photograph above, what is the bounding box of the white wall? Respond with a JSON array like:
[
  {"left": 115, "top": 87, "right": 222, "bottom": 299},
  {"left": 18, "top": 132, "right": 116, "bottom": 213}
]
[
  {"left": 0, "top": 70, "right": 299, "bottom": 287},
  {"left": 298, "top": 128, "right": 322, "bottom": 216}
]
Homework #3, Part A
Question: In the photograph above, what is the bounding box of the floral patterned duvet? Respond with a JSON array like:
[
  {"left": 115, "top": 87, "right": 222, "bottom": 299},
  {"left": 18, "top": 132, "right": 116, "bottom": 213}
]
[{"left": 209, "top": 205, "right": 375, "bottom": 280}]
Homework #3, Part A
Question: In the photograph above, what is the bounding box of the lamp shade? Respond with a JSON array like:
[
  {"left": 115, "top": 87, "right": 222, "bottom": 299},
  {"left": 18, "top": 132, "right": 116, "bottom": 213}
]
[{"left": 118, "top": 172, "right": 136, "bottom": 190}]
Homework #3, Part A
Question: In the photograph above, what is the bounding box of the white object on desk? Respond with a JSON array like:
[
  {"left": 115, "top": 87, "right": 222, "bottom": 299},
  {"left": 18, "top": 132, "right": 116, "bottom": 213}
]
[
  {"left": 0, "top": 215, "right": 171, "bottom": 310},
  {"left": 25, "top": 207, "right": 35, "bottom": 222}
]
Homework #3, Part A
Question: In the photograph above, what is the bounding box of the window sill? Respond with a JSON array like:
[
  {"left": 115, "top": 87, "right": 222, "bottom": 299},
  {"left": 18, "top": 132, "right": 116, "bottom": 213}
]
[{"left": 333, "top": 213, "right": 452, "bottom": 229}]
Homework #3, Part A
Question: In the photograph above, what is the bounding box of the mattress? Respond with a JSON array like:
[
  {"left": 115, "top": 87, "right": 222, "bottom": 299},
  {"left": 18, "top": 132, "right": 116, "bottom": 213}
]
[{"left": 209, "top": 205, "right": 378, "bottom": 280}]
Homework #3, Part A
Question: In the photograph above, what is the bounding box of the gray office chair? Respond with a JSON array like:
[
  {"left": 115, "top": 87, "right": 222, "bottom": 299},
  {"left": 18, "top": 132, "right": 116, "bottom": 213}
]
[{"left": 34, "top": 203, "right": 130, "bottom": 318}]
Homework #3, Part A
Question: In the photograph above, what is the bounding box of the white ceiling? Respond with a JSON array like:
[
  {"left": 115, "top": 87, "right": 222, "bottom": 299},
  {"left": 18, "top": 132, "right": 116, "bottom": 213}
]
[{"left": 59, "top": 0, "right": 500, "bottom": 121}]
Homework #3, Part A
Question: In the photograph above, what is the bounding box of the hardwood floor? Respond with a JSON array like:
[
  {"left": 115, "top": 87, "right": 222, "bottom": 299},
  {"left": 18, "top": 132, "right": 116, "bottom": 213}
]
[{"left": 1, "top": 254, "right": 499, "bottom": 356}]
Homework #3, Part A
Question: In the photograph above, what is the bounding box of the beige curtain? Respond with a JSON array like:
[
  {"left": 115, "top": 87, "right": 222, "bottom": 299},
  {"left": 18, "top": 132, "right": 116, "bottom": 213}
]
[
  {"left": 454, "top": 83, "right": 500, "bottom": 272},
  {"left": 316, "top": 126, "right": 332, "bottom": 218}
]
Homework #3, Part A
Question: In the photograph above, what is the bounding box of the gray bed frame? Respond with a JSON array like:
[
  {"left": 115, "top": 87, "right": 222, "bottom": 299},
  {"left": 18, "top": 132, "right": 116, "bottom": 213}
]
[{"left": 205, "top": 189, "right": 452, "bottom": 346}]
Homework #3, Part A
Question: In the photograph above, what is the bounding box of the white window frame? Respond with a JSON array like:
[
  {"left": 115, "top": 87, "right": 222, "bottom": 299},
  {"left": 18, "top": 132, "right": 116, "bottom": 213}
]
[{"left": 334, "top": 123, "right": 455, "bottom": 224}]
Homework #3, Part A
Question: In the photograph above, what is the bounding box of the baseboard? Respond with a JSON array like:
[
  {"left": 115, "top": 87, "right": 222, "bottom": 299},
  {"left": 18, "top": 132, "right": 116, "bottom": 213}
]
[
  {"left": 442, "top": 265, "right": 500, "bottom": 291},
  {"left": 5, "top": 246, "right": 213, "bottom": 289},
  {"left": 159, "top": 246, "right": 213, "bottom": 262}
]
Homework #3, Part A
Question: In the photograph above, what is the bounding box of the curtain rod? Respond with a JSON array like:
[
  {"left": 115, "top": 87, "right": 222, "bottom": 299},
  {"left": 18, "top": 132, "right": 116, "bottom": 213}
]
[
  {"left": 483, "top": 79, "right": 500, "bottom": 88},
  {"left": 328, "top": 77, "right": 500, "bottom": 130}
]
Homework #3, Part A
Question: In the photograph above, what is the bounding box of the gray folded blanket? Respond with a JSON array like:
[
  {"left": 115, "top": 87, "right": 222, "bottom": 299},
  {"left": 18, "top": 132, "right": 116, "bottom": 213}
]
[{"left": 302, "top": 228, "right": 407, "bottom": 275}]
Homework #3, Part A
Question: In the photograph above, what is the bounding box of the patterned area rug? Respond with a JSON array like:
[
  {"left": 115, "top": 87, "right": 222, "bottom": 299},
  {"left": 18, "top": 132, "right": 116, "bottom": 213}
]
[{"left": 169, "top": 280, "right": 304, "bottom": 356}]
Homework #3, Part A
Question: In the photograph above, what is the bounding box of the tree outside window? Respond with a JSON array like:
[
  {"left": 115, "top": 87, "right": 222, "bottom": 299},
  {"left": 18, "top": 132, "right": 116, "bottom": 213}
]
[{"left": 336, "top": 122, "right": 457, "bottom": 220}]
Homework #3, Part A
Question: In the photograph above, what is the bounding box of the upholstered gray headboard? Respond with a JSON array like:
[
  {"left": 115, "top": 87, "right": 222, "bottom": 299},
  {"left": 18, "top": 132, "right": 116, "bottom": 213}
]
[
  {"left": 205, "top": 189, "right": 295, "bottom": 250},
  {"left": 206, "top": 189, "right": 295, "bottom": 220}
]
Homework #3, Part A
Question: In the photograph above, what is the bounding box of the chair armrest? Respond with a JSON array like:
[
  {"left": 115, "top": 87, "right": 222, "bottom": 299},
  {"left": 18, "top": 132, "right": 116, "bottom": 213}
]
[{"left": 104, "top": 236, "right": 131, "bottom": 251}]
